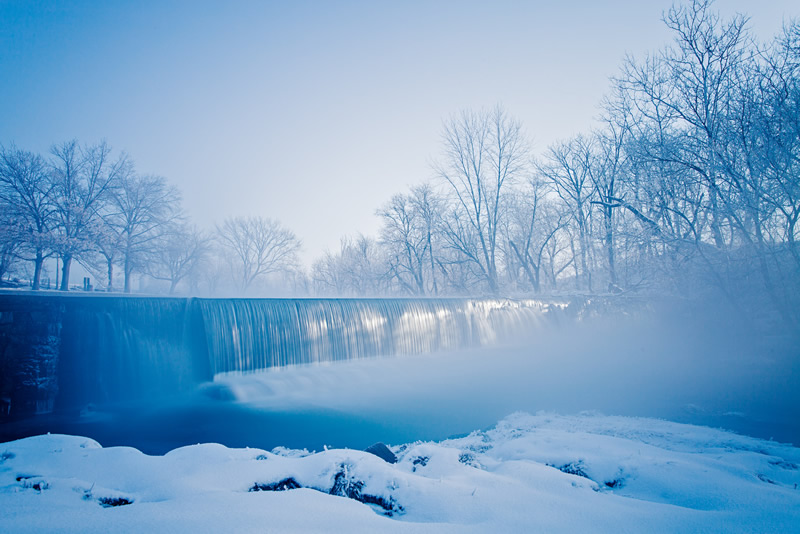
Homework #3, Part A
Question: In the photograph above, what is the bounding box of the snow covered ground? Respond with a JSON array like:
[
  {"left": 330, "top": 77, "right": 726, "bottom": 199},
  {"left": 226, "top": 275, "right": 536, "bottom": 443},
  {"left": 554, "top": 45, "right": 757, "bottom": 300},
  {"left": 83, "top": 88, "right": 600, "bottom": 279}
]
[
  {"left": 2, "top": 303, "right": 798, "bottom": 531},
  {"left": 1, "top": 412, "right": 798, "bottom": 533}
]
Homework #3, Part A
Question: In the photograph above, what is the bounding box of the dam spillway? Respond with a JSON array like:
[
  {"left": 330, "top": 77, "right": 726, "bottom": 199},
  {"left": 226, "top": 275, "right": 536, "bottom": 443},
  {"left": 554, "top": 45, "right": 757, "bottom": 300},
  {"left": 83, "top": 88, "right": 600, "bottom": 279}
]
[
  {"left": 199, "top": 298, "right": 557, "bottom": 375},
  {"left": 0, "top": 293, "right": 566, "bottom": 419}
]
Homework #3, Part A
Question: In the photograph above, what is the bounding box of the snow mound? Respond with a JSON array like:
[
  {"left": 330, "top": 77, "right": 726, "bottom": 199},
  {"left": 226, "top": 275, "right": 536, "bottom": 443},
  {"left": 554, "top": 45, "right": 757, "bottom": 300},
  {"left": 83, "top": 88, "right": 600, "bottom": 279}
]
[{"left": 1, "top": 413, "right": 798, "bottom": 533}]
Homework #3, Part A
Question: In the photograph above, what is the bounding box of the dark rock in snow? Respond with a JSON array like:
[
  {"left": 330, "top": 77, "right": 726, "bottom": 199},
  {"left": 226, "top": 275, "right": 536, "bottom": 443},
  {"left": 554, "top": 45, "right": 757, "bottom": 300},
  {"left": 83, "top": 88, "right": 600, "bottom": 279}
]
[
  {"left": 329, "top": 464, "right": 403, "bottom": 517},
  {"left": 365, "top": 442, "right": 396, "bottom": 464},
  {"left": 552, "top": 461, "right": 590, "bottom": 479},
  {"left": 411, "top": 455, "right": 429, "bottom": 471},
  {"left": 97, "top": 496, "right": 133, "bottom": 507},
  {"left": 249, "top": 478, "right": 302, "bottom": 492},
  {"left": 19, "top": 477, "right": 49, "bottom": 491},
  {"left": 458, "top": 452, "right": 481, "bottom": 468}
]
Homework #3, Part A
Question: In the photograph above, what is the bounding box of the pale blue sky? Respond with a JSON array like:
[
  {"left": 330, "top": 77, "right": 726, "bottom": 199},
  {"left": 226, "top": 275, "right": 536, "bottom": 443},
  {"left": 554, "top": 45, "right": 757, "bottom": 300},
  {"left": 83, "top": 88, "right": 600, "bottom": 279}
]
[{"left": 1, "top": 0, "right": 796, "bottom": 265}]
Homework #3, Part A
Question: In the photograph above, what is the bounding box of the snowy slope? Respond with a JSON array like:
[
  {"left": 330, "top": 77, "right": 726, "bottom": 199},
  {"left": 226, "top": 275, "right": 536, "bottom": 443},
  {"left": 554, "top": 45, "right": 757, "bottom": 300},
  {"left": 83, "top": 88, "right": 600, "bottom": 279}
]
[{"left": 1, "top": 412, "right": 798, "bottom": 533}]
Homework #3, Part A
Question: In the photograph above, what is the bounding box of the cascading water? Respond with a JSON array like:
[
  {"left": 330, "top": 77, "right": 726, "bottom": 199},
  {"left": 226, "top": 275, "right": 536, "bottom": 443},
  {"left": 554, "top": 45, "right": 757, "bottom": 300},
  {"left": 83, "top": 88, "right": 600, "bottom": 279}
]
[
  {"left": 198, "top": 298, "right": 559, "bottom": 375},
  {"left": 0, "top": 294, "right": 567, "bottom": 417},
  {"left": 57, "top": 296, "right": 210, "bottom": 409}
]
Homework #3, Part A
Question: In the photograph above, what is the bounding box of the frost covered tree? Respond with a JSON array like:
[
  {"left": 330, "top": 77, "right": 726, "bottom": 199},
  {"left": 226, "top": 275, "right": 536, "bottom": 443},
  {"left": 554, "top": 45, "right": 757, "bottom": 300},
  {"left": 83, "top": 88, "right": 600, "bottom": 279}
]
[
  {"left": 536, "top": 135, "right": 596, "bottom": 291},
  {"left": 49, "top": 141, "right": 128, "bottom": 290},
  {"left": 436, "top": 106, "right": 529, "bottom": 294},
  {"left": 216, "top": 216, "right": 301, "bottom": 292},
  {"left": 146, "top": 224, "right": 211, "bottom": 294},
  {"left": 0, "top": 204, "right": 22, "bottom": 283},
  {"left": 608, "top": 0, "right": 800, "bottom": 320},
  {"left": 312, "top": 235, "right": 387, "bottom": 296},
  {"left": 587, "top": 104, "right": 633, "bottom": 291},
  {"left": 0, "top": 146, "right": 57, "bottom": 289},
  {"left": 503, "top": 178, "right": 569, "bottom": 293},
  {"left": 754, "top": 22, "right": 800, "bottom": 282},
  {"left": 377, "top": 184, "right": 444, "bottom": 295},
  {"left": 105, "top": 173, "right": 182, "bottom": 292}
]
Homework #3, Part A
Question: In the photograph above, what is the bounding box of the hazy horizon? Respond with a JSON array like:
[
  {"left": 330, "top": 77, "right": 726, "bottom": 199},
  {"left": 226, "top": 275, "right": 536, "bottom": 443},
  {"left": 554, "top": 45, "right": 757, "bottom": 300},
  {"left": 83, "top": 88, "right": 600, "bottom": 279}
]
[{"left": 2, "top": 0, "right": 796, "bottom": 266}]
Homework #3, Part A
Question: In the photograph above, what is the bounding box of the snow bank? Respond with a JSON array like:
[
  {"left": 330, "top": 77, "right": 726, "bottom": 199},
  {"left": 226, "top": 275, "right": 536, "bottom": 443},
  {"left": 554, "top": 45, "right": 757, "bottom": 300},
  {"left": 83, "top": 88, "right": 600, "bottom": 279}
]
[{"left": 1, "top": 412, "right": 798, "bottom": 533}]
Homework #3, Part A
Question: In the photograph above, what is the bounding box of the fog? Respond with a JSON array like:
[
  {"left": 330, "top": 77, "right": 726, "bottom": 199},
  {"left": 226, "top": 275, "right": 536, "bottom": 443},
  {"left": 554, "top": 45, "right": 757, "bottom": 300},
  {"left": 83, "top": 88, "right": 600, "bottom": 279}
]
[
  {"left": 2, "top": 1, "right": 800, "bottom": 299},
  {"left": 2, "top": 1, "right": 794, "bottom": 264},
  {"left": 7, "top": 299, "right": 794, "bottom": 455},
  {"left": 213, "top": 301, "right": 799, "bottom": 447}
]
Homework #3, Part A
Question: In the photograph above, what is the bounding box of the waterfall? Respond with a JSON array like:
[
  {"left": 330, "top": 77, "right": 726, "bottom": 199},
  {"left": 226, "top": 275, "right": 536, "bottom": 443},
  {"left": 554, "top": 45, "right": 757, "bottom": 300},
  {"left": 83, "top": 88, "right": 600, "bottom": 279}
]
[
  {"left": 0, "top": 294, "right": 567, "bottom": 417},
  {"left": 197, "top": 298, "right": 558, "bottom": 375},
  {"left": 57, "top": 296, "right": 210, "bottom": 409}
]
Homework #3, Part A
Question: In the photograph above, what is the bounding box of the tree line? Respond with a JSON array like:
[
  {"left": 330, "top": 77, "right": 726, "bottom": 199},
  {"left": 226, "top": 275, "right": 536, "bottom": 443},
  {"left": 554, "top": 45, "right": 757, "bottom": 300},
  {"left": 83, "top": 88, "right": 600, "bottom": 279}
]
[
  {"left": 2, "top": 1, "right": 798, "bottom": 323},
  {"left": 311, "top": 1, "right": 800, "bottom": 323},
  {"left": 0, "top": 140, "right": 300, "bottom": 294}
]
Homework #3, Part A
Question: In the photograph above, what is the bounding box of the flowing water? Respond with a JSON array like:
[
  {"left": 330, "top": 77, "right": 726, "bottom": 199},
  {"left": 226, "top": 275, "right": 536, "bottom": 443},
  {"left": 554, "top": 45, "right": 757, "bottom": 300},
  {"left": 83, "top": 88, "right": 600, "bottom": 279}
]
[{"left": 2, "top": 294, "right": 796, "bottom": 454}]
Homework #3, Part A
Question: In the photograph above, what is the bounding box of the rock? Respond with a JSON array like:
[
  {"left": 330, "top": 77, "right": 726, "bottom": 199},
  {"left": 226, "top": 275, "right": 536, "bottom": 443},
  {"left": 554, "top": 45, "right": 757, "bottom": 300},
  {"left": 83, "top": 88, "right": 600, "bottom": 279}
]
[{"left": 364, "top": 442, "right": 397, "bottom": 464}]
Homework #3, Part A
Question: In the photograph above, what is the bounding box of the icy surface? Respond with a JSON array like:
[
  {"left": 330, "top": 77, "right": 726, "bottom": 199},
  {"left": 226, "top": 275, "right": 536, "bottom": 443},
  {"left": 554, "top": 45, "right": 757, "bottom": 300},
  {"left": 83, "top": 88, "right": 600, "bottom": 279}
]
[{"left": 1, "top": 413, "right": 798, "bottom": 533}]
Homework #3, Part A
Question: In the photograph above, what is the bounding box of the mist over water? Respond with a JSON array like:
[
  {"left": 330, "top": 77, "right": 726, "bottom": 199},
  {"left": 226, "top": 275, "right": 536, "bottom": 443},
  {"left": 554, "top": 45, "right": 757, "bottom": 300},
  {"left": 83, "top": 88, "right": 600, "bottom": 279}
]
[
  {"left": 8, "top": 298, "right": 795, "bottom": 455},
  {"left": 213, "top": 300, "right": 799, "bottom": 448}
]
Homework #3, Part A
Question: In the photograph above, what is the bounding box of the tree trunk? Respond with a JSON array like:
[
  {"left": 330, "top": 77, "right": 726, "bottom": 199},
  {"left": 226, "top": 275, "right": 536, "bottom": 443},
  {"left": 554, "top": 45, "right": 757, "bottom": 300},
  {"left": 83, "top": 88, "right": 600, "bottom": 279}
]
[
  {"left": 59, "top": 254, "right": 72, "bottom": 291},
  {"left": 605, "top": 206, "right": 617, "bottom": 288},
  {"left": 708, "top": 186, "right": 726, "bottom": 249},
  {"left": 487, "top": 271, "right": 499, "bottom": 294},
  {"left": 787, "top": 214, "right": 800, "bottom": 270},
  {"left": 107, "top": 259, "right": 114, "bottom": 292},
  {"left": 427, "top": 232, "right": 438, "bottom": 295},
  {"left": 32, "top": 252, "right": 43, "bottom": 290},
  {"left": 569, "top": 239, "right": 580, "bottom": 290},
  {"left": 753, "top": 222, "right": 793, "bottom": 326},
  {"left": 532, "top": 264, "right": 541, "bottom": 293},
  {"left": 548, "top": 254, "right": 558, "bottom": 291},
  {"left": 509, "top": 240, "right": 539, "bottom": 293},
  {"left": 579, "top": 229, "right": 592, "bottom": 293},
  {"left": 124, "top": 264, "right": 132, "bottom": 293}
]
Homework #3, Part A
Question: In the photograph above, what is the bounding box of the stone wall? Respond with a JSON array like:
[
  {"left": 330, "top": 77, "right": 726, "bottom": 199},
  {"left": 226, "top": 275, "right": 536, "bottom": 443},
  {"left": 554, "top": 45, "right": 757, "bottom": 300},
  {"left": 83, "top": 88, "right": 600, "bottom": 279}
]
[{"left": 0, "top": 294, "right": 63, "bottom": 418}]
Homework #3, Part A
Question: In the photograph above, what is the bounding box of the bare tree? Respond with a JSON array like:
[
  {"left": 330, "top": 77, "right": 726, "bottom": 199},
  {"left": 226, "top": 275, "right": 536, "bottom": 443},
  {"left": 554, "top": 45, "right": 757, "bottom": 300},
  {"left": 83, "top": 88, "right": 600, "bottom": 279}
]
[
  {"left": 83, "top": 218, "right": 123, "bottom": 292},
  {"left": 377, "top": 183, "right": 445, "bottom": 295},
  {"left": 146, "top": 224, "right": 211, "bottom": 294},
  {"left": 216, "top": 216, "right": 301, "bottom": 292},
  {"left": 106, "top": 173, "right": 182, "bottom": 292},
  {"left": 0, "top": 146, "right": 56, "bottom": 289},
  {"left": 410, "top": 184, "right": 446, "bottom": 295},
  {"left": 378, "top": 192, "right": 426, "bottom": 295},
  {"left": 542, "top": 221, "right": 575, "bottom": 290},
  {"left": 0, "top": 205, "right": 23, "bottom": 283},
  {"left": 199, "top": 254, "right": 229, "bottom": 296},
  {"left": 612, "top": 0, "right": 800, "bottom": 320},
  {"left": 588, "top": 103, "right": 632, "bottom": 291},
  {"left": 310, "top": 250, "right": 346, "bottom": 296},
  {"left": 49, "top": 140, "right": 128, "bottom": 290},
  {"left": 436, "top": 106, "right": 528, "bottom": 294},
  {"left": 759, "top": 21, "right": 800, "bottom": 269},
  {"left": 663, "top": 0, "right": 751, "bottom": 249},
  {"left": 537, "top": 135, "right": 596, "bottom": 291},
  {"left": 311, "top": 234, "right": 387, "bottom": 296},
  {"left": 504, "top": 178, "right": 569, "bottom": 293}
]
